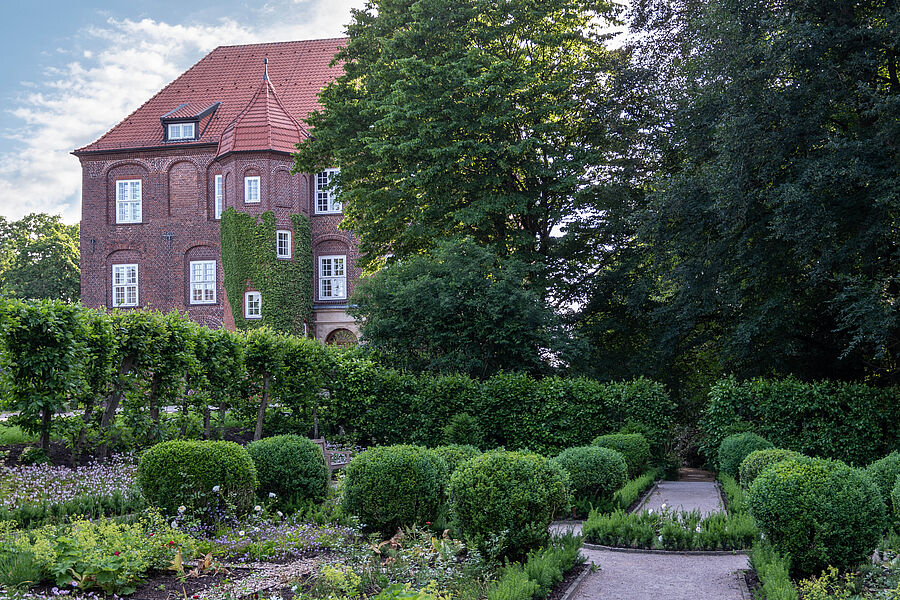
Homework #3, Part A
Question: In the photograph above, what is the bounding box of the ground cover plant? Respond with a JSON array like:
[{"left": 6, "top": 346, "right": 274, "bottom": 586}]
[
  {"left": 611, "top": 470, "right": 658, "bottom": 511},
  {"left": 582, "top": 507, "right": 758, "bottom": 550}
]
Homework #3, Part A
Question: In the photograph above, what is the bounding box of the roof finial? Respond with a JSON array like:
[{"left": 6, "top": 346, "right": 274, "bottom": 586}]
[{"left": 263, "top": 57, "right": 269, "bottom": 81}]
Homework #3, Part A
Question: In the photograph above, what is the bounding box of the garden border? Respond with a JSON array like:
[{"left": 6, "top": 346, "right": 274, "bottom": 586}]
[
  {"left": 582, "top": 542, "right": 749, "bottom": 556},
  {"left": 629, "top": 478, "right": 662, "bottom": 513},
  {"left": 558, "top": 563, "right": 593, "bottom": 600}
]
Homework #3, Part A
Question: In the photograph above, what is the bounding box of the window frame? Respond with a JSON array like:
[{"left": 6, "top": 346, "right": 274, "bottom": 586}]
[
  {"left": 318, "top": 254, "right": 347, "bottom": 300},
  {"left": 111, "top": 264, "right": 139, "bottom": 307},
  {"left": 115, "top": 179, "right": 142, "bottom": 224},
  {"left": 276, "top": 230, "right": 292, "bottom": 259},
  {"left": 188, "top": 260, "right": 217, "bottom": 305},
  {"left": 244, "top": 176, "right": 261, "bottom": 204},
  {"left": 167, "top": 122, "right": 196, "bottom": 140},
  {"left": 244, "top": 291, "right": 262, "bottom": 319},
  {"left": 214, "top": 174, "right": 223, "bottom": 220},
  {"left": 315, "top": 168, "right": 341, "bottom": 214}
]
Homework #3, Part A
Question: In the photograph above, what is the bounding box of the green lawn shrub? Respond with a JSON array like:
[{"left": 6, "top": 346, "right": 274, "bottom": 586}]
[
  {"left": 136, "top": 440, "right": 257, "bottom": 519},
  {"left": 865, "top": 452, "right": 900, "bottom": 526},
  {"left": 431, "top": 444, "right": 481, "bottom": 474},
  {"left": 551, "top": 446, "right": 627, "bottom": 515},
  {"left": 591, "top": 434, "right": 650, "bottom": 478},
  {"left": 343, "top": 445, "right": 448, "bottom": 535},
  {"left": 717, "top": 433, "right": 773, "bottom": 479},
  {"left": 449, "top": 450, "right": 570, "bottom": 560},
  {"left": 701, "top": 377, "right": 900, "bottom": 466},
  {"left": 739, "top": 448, "right": 803, "bottom": 487},
  {"left": 749, "top": 542, "right": 798, "bottom": 600},
  {"left": 246, "top": 434, "right": 329, "bottom": 507},
  {"left": 747, "top": 456, "right": 885, "bottom": 577}
]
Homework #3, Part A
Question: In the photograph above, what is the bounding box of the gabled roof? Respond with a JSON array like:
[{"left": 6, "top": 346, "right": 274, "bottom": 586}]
[
  {"left": 75, "top": 38, "right": 346, "bottom": 154},
  {"left": 216, "top": 66, "right": 307, "bottom": 157}
]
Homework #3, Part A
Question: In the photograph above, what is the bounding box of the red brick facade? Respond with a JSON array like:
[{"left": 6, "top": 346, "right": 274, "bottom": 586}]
[{"left": 74, "top": 40, "right": 360, "bottom": 341}]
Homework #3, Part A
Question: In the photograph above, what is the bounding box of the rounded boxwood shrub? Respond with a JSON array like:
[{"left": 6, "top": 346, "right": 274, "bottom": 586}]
[
  {"left": 739, "top": 448, "right": 803, "bottom": 487},
  {"left": 717, "top": 433, "right": 773, "bottom": 479},
  {"left": 551, "top": 446, "right": 627, "bottom": 504},
  {"left": 591, "top": 433, "right": 650, "bottom": 478},
  {"left": 893, "top": 476, "right": 900, "bottom": 522},
  {"left": 343, "top": 445, "right": 448, "bottom": 535},
  {"left": 246, "top": 435, "right": 329, "bottom": 506},
  {"left": 865, "top": 452, "right": 900, "bottom": 524},
  {"left": 449, "top": 449, "right": 570, "bottom": 559},
  {"left": 137, "top": 440, "right": 257, "bottom": 519},
  {"left": 747, "top": 456, "right": 885, "bottom": 577},
  {"left": 432, "top": 444, "right": 481, "bottom": 474}
]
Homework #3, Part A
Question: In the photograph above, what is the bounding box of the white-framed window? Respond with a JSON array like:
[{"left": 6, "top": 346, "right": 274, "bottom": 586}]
[
  {"left": 315, "top": 169, "right": 341, "bottom": 214},
  {"left": 115, "top": 179, "right": 142, "bottom": 224},
  {"left": 214, "top": 174, "right": 223, "bottom": 219},
  {"left": 189, "top": 260, "right": 216, "bottom": 304},
  {"left": 319, "top": 255, "right": 346, "bottom": 299},
  {"left": 244, "top": 176, "right": 260, "bottom": 203},
  {"left": 276, "top": 230, "right": 292, "bottom": 259},
  {"left": 167, "top": 122, "right": 195, "bottom": 140},
  {"left": 244, "top": 291, "right": 262, "bottom": 319},
  {"left": 112, "top": 264, "right": 138, "bottom": 307}
]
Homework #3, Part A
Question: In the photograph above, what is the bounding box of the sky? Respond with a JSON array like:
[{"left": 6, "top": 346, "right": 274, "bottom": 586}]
[{"left": 0, "top": 0, "right": 366, "bottom": 224}]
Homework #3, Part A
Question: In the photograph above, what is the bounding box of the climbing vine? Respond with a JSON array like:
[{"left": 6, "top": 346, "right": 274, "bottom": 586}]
[{"left": 220, "top": 209, "right": 313, "bottom": 335}]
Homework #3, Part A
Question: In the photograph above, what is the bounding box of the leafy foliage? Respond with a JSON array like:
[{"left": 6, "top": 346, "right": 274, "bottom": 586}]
[
  {"left": 739, "top": 449, "right": 803, "bottom": 489},
  {"left": 442, "top": 413, "right": 483, "bottom": 448},
  {"left": 717, "top": 433, "right": 773, "bottom": 480},
  {"left": 220, "top": 209, "right": 313, "bottom": 335},
  {"left": 591, "top": 434, "right": 650, "bottom": 478},
  {"left": 449, "top": 450, "right": 570, "bottom": 560},
  {"left": 747, "top": 456, "right": 886, "bottom": 577},
  {"left": 748, "top": 542, "right": 799, "bottom": 600},
  {"left": 0, "top": 213, "right": 79, "bottom": 302},
  {"left": 246, "top": 434, "right": 329, "bottom": 507},
  {"left": 431, "top": 445, "right": 481, "bottom": 474},
  {"left": 551, "top": 446, "right": 627, "bottom": 512},
  {"left": 343, "top": 445, "right": 448, "bottom": 535},
  {"left": 582, "top": 508, "right": 758, "bottom": 550},
  {"left": 866, "top": 452, "right": 900, "bottom": 527}
]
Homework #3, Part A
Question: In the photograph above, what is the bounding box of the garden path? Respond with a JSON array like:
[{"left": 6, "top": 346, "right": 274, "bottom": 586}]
[{"left": 637, "top": 480, "right": 723, "bottom": 516}]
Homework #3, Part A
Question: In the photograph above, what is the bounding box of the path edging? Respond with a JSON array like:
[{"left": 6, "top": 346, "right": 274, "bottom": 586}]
[
  {"left": 558, "top": 563, "right": 593, "bottom": 600},
  {"left": 629, "top": 479, "right": 663, "bottom": 513},
  {"left": 582, "top": 542, "right": 748, "bottom": 556}
]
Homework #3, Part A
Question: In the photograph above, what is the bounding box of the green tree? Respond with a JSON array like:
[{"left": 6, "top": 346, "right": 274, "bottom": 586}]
[
  {"left": 350, "top": 239, "right": 565, "bottom": 378},
  {"left": 0, "top": 214, "right": 79, "bottom": 301},
  {"left": 293, "top": 0, "right": 623, "bottom": 287}
]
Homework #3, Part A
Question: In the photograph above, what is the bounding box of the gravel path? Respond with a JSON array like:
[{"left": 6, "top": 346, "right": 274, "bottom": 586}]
[
  {"left": 638, "top": 481, "right": 723, "bottom": 516},
  {"left": 574, "top": 547, "right": 749, "bottom": 600}
]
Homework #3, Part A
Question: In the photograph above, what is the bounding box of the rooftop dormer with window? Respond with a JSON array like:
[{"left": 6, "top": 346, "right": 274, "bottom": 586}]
[{"left": 160, "top": 102, "right": 220, "bottom": 143}]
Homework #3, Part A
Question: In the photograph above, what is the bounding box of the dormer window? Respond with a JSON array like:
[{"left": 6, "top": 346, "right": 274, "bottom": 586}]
[{"left": 167, "top": 122, "right": 195, "bottom": 140}]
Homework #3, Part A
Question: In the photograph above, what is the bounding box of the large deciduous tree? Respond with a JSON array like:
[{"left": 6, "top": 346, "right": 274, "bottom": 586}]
[
  {"left": 0, "top": 214, "right": 79, "bottom": 302},
  {"left": 294, "top": 0, "right": 623, "bottom": 287}
]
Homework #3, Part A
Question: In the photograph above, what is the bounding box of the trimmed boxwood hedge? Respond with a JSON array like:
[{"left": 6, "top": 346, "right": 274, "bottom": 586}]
[
  {"left": 137, "top": 440, "right": 257, "bottom": 518},
  {"left": 747, "top": 456, "right": 885, "bottom": 577},
  {"left": 591, "top": 434, "right": 650, "bottom": 478},
  {"left": 865, "top": 452, "right": 900, "bottom": 525},
  {"left": 343, "top": 445, "right": 448, "bottom": 535},
  {"left": 432, "top": 444, "right": 481, "bottom": 474},
  {"left": 449, "top": 450, "right": 570, "bottom": 559},
  {"left": 893, "top": 476, "right": 900, "bottom": 522},
  {"left": 551, "top": 446, "right": 627, "bottom": 505},
  {"left": 246, "top": 435, "right": 329, "bottom": 506},
  {"left": 739, "top": 448, "right": 803, "bottom": 487},
  {"left": 718, "top": 433, "right": 773, "bottom": 480}
]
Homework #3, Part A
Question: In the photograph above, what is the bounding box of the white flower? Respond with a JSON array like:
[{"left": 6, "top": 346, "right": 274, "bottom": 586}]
[
  {"left": 658, "top": 535, "right": 663, "bottom": 542},
  {"left": 177, "top": 505, "right": 186, "bottom": 513},
  {"left": 268, "top": 492, "right": 276, "bottom": 498},
  {"left": 239, "top": 530, "right": 246, "bottom": 536},
  {"left": 276, "top": 511, "right": 284, "bottom": 518},
  {"left": 695, "top": 525, "right": 702, "bottom": 533},
  {"left": 254, "top": 505, "right": 262, "bottom": 512},
  {"left": 661, "top": 503, "right": 667, "bottom": 510},
  {"left": 648, "top": 509, "right": 654, "bottom": 514},
  {"left": 212, "top": 485, "right": 221, "bottom": 492},
  {"left": 171, "top": 521, "right": 178, "bottom": 529}
]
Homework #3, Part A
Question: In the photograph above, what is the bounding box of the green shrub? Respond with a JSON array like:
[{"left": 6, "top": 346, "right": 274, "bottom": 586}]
[
  {"left": 136, "top": 440, "right": 257, "bottom": 518},
  {"left": 551, "top": 446, "right": 627, "bottom": 511},
  {"left": 0, "top": 491, "right": 146, "bottom": 529},
  {"left": 718, "top": 473, "right": 747, "bottom": 515},
  {"left": 343, "top": 445, "right": 448, "bottom": 535},
  {"left": 582, "top": 508, "right": 757, "bottom": 550},
  {"left": 19, "top": 447, "right": 50, "bottom": 466},
  {"left": 739, "top": 448, "right": 803, "bottom": 487},
  {"left": 487, "top": 569, "right": 539, "bottom": 600},
  {"left": 485, "top": 534, "right": 583, "bottom": 600},
  {"left": 449, "top": 450, "right": 570, "bottom": 559},
  {"left": 717, "top": 433, "right": 773, "bottom": 480},
  {"left": 747, "top": 456, "right": 885, "bottom": 577},
  {"left": 443, "top": 413, "right": 483, "bottom": 447},
  {"left": 612, "top": 470, "right": 658, "bottom": 510},
  {"left": 749, "top": 542, "right": 798, "bottom": 600},
  {"left": 591, "top": 434, "right": 650, "bottom": 478},
  {"left": 432, "top": 444, "right": 481, "bottom": 474},
  {"left": 246, "top": 434, "right": 329, "bottom": 506},
  {"left": 865, "top": 451, "right": 900, "bottom": 525},
  {"left": 892, "top": 476, "right": 900, "bottom": 523},
  {"left": 701, "top": 377, "right": 900, "bottom": 466}
]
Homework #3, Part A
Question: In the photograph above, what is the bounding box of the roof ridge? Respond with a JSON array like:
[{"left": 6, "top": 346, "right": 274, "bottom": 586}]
[{"left": 212, "top": 37, "right": 349, "bottom": 51}]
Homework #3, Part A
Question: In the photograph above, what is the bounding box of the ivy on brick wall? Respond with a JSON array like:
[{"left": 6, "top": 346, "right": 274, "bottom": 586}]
[{"left": 220, "top": 209, "right": 313, "bottom": 335}]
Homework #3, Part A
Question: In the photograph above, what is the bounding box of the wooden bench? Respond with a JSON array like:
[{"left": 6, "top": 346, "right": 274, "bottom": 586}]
[{"left": 311, "top": 438, "right": 352, "bottom": 472}]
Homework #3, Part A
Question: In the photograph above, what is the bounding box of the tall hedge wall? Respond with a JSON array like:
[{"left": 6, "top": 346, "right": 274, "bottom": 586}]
[{"left": 701, "top": 377, "right": 900, "bottom": 466}]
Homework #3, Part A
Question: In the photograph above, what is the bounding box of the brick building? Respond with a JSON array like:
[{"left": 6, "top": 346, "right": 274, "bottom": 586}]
[{"left": 73, "top": 39, "right": 361, "bottom": 343}]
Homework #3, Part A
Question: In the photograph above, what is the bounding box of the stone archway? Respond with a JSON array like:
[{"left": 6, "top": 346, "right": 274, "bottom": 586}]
[{"left": 325, "top": 328, "right": 358, "bottom": 347}]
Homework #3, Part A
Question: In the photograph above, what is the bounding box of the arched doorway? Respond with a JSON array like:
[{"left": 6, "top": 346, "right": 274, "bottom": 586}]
[{"left": 325, "top": 328, "right": 358, "bottom": 347}]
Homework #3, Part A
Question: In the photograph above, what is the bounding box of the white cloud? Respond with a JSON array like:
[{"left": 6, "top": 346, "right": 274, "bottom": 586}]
[{"left": 0, "top": 0, "right": 363, "bottom": 223}]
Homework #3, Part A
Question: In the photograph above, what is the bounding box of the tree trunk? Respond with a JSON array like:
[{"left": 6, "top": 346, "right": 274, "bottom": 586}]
[
  {"left": 254, "top": 374, "right": 270, "bottom": 441},
  {"left": 179, "top": 401, "right": 188, "bottom": 437},
  {"left": 148, "top": 375, "right": 160, "bottom": 443},
  {"left": 218, "top": 400, "right": 227, "bottom": 439},
  {"left": 40, "top": 406, "right": 52, "bottom": 453},
  {"left": 313, "top": 407, "right": 319, "bottom": 439},
  {"left": 75, "top": 400, "right": 95, "bottom": 456},
  {"left": 203, "top": 404, "right": 211, "bottom": 439},
  {"left": 98, "top": 357, "right": 133, "bottom": 460}
]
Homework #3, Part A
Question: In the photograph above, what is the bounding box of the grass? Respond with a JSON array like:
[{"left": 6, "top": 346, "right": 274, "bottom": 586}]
[{"left": 0, "top": 424, "right": 36, "bottom": 445}]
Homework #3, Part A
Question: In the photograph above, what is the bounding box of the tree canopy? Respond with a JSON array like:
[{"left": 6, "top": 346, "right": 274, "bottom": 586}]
[{"left": 0, "top": 213, "right": 80, "bottom": 302}]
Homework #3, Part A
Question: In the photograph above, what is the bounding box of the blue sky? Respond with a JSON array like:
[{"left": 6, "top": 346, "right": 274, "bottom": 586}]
[{"left": 0, "top": 0, "right": 365, "bottom": 223}]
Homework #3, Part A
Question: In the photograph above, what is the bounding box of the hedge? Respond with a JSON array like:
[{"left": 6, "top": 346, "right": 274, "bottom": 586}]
[
  {"left": 865, "top": 452, "right": 900, "bottom": 526},
  {"left": 246, "top": 434, "right": 329, "bottom": 506},
  {"left": 717, "top": 433, "right": 773, "bottom": 480},
  {"left": 701, "top": 377, "right": 900, "bottom": 466},
  {"left": 591, "top": 434, "right": 650, "bottom": 478},
  {"left": 739, "top": 448, "right": 803, "bottom": 487}
]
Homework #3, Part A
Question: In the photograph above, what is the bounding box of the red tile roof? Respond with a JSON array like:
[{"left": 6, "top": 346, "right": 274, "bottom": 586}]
[{"left": 75, "top": 38, "right": 346, "bottom": 154}]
